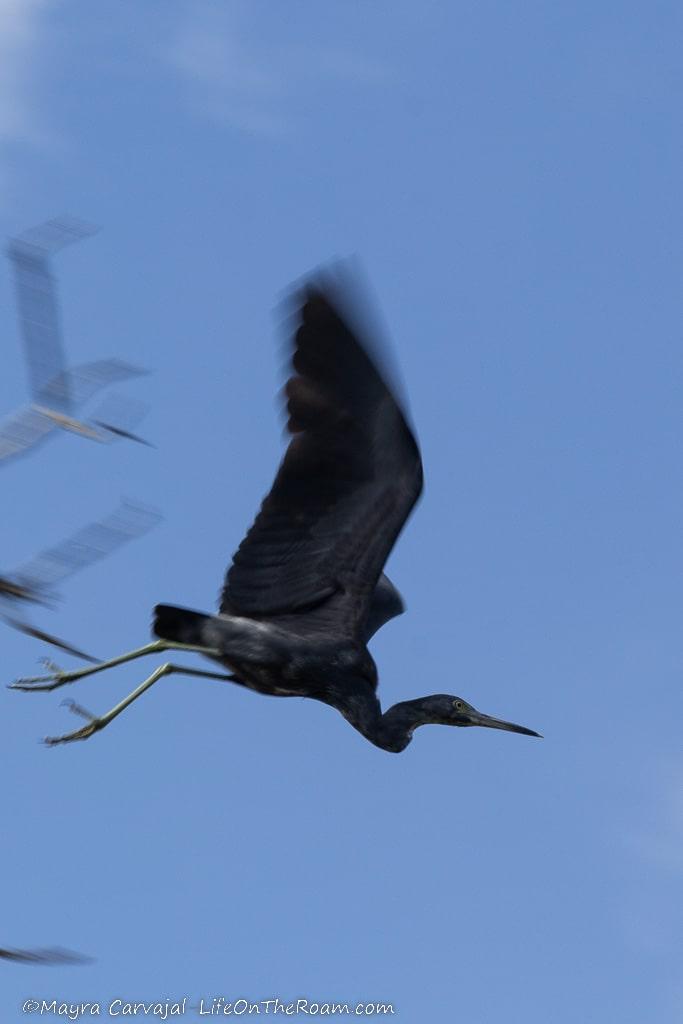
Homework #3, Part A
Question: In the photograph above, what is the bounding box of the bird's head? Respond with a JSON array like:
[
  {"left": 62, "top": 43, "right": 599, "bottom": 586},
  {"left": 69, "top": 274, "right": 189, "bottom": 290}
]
[{"left": 421, "top": 694, "right": 542, "bottom": 737}]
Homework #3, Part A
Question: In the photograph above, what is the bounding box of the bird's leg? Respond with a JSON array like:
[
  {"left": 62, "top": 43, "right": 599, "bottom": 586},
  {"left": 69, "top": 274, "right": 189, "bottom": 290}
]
[
  {"left": 43, "top": 664, "right": 235, "bottom": 745},
  {"left": 10, "top": 640, "right": 220, "bottom": 692}
]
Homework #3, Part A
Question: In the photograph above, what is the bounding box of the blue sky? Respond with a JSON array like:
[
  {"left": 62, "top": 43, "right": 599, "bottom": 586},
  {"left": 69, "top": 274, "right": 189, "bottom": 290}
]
[{"left": 1, "top": 1, "right": 682, "bottom": 1019}]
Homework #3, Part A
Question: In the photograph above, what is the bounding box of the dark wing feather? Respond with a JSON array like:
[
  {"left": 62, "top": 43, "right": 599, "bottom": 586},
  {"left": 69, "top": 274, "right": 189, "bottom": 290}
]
[
  {"left": 363, "top": 573, "right": 405, "bottom": 642},
  {"left": 221, "top": 270, "right": 423, "bottom": 638}
]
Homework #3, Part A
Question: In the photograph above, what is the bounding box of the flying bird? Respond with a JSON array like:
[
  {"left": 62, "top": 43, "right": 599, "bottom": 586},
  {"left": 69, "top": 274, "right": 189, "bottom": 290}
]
[
  {"left": 12, "top": 267, "right": 541, "bottom": 750},
  {"left": 2, "top": 500, "right": 162, "bottom": 662},
  {"left": 0, "top": 217, "right": 150, "bottom": 464},
  {"left": 0, "top": 946, "right": 91, "bottom": 966}
]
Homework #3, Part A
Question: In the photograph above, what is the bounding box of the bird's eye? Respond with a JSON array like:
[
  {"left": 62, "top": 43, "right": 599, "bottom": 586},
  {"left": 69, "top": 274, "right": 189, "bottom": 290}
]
[{"left": 453, "top": 700, "right": 465, "bottom": 711}]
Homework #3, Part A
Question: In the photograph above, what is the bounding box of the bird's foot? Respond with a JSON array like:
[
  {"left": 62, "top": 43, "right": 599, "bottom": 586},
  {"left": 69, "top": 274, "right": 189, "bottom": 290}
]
[
  {"left": 9, "top": 663, "right": 76, "bottom": 692},
  {"left": 43, "top": 700, "right": 104, "bottom": 746}
]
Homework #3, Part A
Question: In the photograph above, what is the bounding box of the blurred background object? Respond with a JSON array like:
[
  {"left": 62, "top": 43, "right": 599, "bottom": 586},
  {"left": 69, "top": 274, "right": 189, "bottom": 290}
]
[
  {"left": 1, "top": 500, "right": 162, "bottom": 661},
  {"left": 0, "top": 945, "right": 92, "bottom": 966},
  {"left": 1, "top": 218, "right": 151, "bottom": 464}
]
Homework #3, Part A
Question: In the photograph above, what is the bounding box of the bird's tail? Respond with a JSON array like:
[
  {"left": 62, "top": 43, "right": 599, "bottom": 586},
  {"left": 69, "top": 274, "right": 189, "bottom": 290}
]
[{"left": 153, "top": 604, "right": 210, "bottom": 646}]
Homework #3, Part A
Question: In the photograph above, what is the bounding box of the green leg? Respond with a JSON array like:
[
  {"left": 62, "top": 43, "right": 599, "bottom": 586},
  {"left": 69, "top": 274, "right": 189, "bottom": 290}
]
[
  {"left": 44, "top": 663, "right": 235, "bottom": 746},
  {"left": 10, "top": 640, "right": 221, "bottom": 692}
]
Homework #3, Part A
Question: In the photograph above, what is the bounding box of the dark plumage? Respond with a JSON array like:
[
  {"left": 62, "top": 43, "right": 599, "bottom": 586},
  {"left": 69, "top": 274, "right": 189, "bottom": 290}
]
[{"left": 13, "top": 267, "right": 540, "bottom": 750}]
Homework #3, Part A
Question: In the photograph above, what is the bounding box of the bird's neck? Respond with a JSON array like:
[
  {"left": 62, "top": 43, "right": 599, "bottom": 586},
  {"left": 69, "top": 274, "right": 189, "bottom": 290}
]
[
  {"left": 326, "top": 684, "right": 434, "bottom": 753},
  {"left": 372, "top": 699, "right": 439, "bottom": 752}
]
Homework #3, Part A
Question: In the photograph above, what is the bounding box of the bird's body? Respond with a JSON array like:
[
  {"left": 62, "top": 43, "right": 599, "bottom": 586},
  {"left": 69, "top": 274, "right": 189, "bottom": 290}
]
[
  {"left": 154, "top": 602, "right": 388, "bottom": 737},
  {"left": 148, "top": 273, "right": 427, "bottom": 750},
  {"left": 13, "top": 265, "right": 540, "bottom": 750},
  {"left": 0, "top": 218, "right": 150, "bottom": 464}
]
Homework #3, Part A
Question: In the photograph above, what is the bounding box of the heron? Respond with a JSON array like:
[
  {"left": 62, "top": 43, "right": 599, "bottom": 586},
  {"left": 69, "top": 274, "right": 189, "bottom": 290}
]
[
  {"left": 0, "top": 217, "right": 150, "bottom": 465},
  {"left": 1, "top": 500, "right": 161, "bottom": 662},
  {"left": 12, "top": 266, "right": 541, "bottom": 751}
]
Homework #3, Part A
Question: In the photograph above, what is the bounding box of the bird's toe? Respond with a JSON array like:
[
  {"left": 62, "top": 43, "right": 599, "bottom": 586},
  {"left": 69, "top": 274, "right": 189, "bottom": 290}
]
[
  {"left": 9, "top": 673, "right": 66, "bottom": 692},
  {"left": 44, "top": 719, "right": 102, "bottom": 746}
]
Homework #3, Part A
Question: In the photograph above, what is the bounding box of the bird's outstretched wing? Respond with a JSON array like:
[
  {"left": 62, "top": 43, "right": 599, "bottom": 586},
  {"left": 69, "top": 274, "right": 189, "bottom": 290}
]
[
  {"left": 39, "top": 359, "right": 149, "bottom": 415},
  {"left": 7, "top": 218, "right": 98, "bottom": 413},
  {"left": 0, "top": 945, "right": 92, "bottom": 965},
  {"left": 0, "top": 407, "right": 57, "bottom": 463},
  {"left": 12, "top": 500, "right": 162, "bottom": 597},
  {"left": 1, "top": 501, "right": 159, "bottom": 662},
  {"left": 8, "top": 216, "right": 98, "bottom": 254},
  {"left": 221, "top": 268, "right": 423, "bottom": 638},
  {"left": 363, "top": 573, "right": 405, "bottom": 641}
]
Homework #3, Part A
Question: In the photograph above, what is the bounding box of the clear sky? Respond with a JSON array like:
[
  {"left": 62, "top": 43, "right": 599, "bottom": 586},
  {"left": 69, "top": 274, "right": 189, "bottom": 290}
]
[{"left": 1, "top": 1, "right": 682, "bottom": 1020}]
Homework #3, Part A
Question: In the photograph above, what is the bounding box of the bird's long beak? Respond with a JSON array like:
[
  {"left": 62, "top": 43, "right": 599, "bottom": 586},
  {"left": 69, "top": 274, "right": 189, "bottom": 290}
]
[
  {"left": 470, "top": 710, "right": 542, "bottom": 738},
  {"left": 92, "top": 421, "right": 154, "bottom": 446}
]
